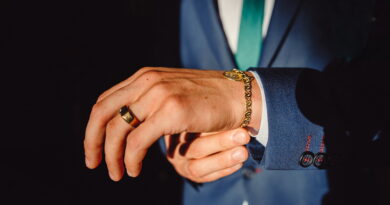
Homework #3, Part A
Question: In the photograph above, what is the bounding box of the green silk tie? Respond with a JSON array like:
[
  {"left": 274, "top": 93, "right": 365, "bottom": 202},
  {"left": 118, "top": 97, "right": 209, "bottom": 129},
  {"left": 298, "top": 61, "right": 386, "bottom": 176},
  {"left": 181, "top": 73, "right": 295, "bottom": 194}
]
[{"left": 235, "top": 0, "right": 265, "bottom": 71}]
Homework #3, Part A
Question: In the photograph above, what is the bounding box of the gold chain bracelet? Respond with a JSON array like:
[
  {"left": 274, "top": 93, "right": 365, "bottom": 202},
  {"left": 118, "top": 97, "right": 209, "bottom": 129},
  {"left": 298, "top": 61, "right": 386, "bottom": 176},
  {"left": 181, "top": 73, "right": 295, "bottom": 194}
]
[{"left": 223, "top": 69, "right": 254, "bottom": 127}]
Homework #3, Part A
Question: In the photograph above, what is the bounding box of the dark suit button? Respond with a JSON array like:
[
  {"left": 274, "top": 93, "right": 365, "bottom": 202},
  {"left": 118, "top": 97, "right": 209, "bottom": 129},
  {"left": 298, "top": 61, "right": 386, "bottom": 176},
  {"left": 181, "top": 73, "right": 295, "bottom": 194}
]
[
  {"left": 313, "top": 152, "right": 327, "bottom": 168},
  {"left": 299, "top": 151, "right": 314, "bottom": 167}
]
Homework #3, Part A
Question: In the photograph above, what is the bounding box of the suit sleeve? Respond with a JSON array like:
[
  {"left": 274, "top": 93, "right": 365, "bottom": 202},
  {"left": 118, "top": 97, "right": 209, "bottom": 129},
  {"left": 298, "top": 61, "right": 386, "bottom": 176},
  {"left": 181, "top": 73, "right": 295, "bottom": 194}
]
[
  {"left": 249, "top": 68, "right": 325, "bottom": 170},
  {"left": 246, "top": 0, "right": 390, "bottom": 170},
  {"left": 250, "top": 58, "right": 389, "bottom": 169}
]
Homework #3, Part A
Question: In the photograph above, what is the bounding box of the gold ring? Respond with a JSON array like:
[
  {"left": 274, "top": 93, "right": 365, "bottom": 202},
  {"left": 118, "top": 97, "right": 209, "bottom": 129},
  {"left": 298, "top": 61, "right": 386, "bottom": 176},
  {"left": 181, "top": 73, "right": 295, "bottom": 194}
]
[{"left": 119, "top": 106, "right": 141, "bottom": 128}]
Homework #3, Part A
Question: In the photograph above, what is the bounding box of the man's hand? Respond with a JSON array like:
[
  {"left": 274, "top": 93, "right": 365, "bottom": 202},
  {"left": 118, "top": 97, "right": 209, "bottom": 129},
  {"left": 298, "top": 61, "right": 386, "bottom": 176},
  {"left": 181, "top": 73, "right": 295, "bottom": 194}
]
[
  {"left": 165, "top": 128, "right": 250, "bottom": 183},
  {"left": 84, "top": 67, "right": 261, "bottom": 181}
]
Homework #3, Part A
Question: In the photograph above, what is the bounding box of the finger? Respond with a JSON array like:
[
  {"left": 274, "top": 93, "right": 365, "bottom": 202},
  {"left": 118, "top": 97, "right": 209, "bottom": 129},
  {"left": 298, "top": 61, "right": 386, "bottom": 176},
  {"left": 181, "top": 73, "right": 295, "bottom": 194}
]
[
  {"left": 196, "top": 163, "right": 243, "bottom": 183},
  {"left": 124, "top": 103, "right": 185, "bottom": 177},
  {"left": 85, "top": 70, "right": 183, "bottom": 166},
  {"left": 84, "top": 102, "right": 129, "bottom": 169},
  {"left": 104, "top": 115, "right": 135, "bottom": 181},
  {"left": 123, "top": 118, "right": 166, "bottom": 177},
  {"left": 184, "top": 128, "right": 250, "bottom": 159},
  {"left": 84, "top": 119, "right": 105, "bottom": 169},
  {"left": 165, "top": 138, "right": 244, "bottom": 183},
  {"left": 83, "top": 137, "right": 103, "bottom": 169},
  {"left": 185, "top": 146, "right": 248, "bottom": 178},
  {"left": 84, "top": 74, "right": 154, "bottom": 168}
]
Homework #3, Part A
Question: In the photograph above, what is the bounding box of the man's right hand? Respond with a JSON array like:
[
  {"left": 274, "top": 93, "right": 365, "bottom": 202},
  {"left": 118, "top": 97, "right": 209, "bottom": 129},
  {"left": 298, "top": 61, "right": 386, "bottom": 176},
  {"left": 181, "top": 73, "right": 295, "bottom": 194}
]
[{"left": 165, "top": 128, "right": 250, "bottom": 183}]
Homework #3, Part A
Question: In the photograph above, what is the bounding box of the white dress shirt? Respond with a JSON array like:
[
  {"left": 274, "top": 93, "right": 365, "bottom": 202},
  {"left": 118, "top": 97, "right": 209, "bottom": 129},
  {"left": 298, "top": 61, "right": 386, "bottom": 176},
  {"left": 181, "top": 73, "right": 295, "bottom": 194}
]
[{"left": 217, "top": 0, "right": 274, "bottom": 146}]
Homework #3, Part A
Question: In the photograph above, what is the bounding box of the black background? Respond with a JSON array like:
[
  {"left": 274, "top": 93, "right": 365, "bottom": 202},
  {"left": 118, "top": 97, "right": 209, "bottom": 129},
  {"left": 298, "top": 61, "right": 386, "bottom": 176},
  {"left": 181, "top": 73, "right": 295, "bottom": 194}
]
[{"left": 2, "top": 0, "right": 182, "bottom": 204}]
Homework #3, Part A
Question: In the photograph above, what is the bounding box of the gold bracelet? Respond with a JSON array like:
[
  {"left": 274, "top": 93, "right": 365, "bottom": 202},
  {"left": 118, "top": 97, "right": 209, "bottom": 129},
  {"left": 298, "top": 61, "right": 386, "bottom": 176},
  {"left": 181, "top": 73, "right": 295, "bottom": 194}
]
[{"left": 223, "top": 69, "right": 254, "bottom": 127}]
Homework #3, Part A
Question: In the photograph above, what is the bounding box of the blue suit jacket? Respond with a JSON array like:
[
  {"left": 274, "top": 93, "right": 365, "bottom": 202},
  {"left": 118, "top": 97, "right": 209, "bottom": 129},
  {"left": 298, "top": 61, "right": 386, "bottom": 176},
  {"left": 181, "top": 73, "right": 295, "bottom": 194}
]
[{"left": 165, "top": 0, "right": 389, "bottom": 204}]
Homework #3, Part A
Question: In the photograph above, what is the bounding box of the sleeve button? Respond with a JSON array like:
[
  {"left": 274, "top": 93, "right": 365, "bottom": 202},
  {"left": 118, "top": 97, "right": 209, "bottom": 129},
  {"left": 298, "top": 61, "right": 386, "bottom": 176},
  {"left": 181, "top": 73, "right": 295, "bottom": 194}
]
[
  {"left": 299, "top": 151, "right": 315, "bottom": 167},
  {"left": 313, "top": 152, "right": 328, "bottom": 168}
]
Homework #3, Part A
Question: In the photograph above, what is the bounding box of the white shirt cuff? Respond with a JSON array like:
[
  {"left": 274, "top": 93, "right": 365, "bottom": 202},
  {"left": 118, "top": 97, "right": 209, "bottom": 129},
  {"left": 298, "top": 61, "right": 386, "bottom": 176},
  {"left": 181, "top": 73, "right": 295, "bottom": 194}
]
[{"left": 249, "top": 71, "right": 269, "bottom": 146}]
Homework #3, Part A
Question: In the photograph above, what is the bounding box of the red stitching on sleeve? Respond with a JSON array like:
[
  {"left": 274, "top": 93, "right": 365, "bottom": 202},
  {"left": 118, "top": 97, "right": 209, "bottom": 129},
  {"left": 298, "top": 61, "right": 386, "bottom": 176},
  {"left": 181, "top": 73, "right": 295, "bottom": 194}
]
[
  {"left": 319, "top": 135, "right": 325, "bottom": 153},
  {"left": 305, "top": 135, "right": 312, "bottom": 151}
]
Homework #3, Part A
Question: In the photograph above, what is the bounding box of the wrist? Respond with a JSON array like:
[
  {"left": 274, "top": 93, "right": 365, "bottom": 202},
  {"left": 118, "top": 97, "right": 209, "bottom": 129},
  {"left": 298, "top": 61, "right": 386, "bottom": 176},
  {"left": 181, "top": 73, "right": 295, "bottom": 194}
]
[
  {"left": 246, "top": 71, "right": 261, "bottom": 131},
  {"left": 223, "top": 69, "right": 262, "bottom": 130}
]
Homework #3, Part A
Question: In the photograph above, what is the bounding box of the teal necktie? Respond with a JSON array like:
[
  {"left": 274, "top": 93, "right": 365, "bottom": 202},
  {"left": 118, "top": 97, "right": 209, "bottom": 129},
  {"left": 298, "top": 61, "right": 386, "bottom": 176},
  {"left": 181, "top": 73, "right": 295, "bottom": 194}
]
[{"left": 235, "top": 0, "right": 265, "bottom": 71}]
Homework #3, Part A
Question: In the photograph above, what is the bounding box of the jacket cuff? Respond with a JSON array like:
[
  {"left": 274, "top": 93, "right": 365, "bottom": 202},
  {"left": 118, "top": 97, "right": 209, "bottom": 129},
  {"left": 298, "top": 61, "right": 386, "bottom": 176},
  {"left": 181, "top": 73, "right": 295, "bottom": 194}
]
[{"left": 251, "top": 68, "right": 325, "bottom": 170}]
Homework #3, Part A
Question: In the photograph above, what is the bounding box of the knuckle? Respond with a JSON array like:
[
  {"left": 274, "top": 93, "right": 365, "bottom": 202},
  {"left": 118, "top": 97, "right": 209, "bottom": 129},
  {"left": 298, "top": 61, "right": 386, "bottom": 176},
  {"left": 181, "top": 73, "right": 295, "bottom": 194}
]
[
  {"left": 151, "top": 81, "right": 171, "bottom": 96},
  {"left": 140, "top": 70, "right": 162, "bottom": 83},
  {"left": 126, "top": 136, "right": 141, "bottom": 151},
  {"left": 139, "top": 66, "right": 153, "bottom": 73},
  {"left": 110, "top": 153, "right": 123, "bottom": 162},
  {"left": 97, "top": 93, "right": 106, "bottom": 102},
  {"left": 106, "top": 119, "right": 118, "bottom": 131},
  {"left": 166, "top": 155, "right": 176, "bottom": 164},
  {"left": 164, "top": 95, "right": 187, "bottom": 128},
  {"left": 172, "top": 163, "right": 188, "bottom": 179},
  {"left": 124, "top": 156, "right": 132, "bottom": 170},
  {"left": 104, "top": 147, "right": 123, "bottom": 164},
  {"left": 218, "top": 134, "right": 230, "bottom": 149},
  {"left": 104, "top": 155, "right": 118, "bottom": 166},
  {"left": 91, "top": 103, "right": 103, "bottom": 119},
  {"left": 187, "top": 161, "right": 201, "bottom": 178},
  {"left": 135, "top": 67, "right": 153, "bottom": 77},
  {"left": 166, "top": 150, "right": 181, "bottom": 164},
  {"left": 218, "top": 155, "right": 231, "bottom": 168},
  {"left": 187, "top": 143, "right": 203, "bottom": 159},
  {"left": 165, "top": 95, "right": 185, "bottom": 111}
]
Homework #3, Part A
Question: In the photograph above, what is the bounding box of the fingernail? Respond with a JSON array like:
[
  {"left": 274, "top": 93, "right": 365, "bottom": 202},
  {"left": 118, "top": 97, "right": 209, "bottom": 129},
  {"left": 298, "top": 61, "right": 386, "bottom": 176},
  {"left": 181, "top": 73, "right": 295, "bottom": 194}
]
[
  {"left": 85, "top": 158, "right": 92, "bottom": 168},
  {"left": 232, "top": 131, "right": 247, "bottom": 144},
  {"left": 232, "top": 149, "right": 246, "bottom": 162},
  {"left": 127, "top": 171, "right": 135, "bottom": 178},
  {"left": 109, "top": 172, "right": 119, "bottom": 181}
]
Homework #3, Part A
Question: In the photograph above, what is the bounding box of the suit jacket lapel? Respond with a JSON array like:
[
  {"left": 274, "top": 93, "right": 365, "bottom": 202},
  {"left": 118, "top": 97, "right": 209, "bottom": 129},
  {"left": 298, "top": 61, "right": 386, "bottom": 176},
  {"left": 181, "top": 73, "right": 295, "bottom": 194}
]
[
  {"left": 259, "top": 0, "right": 302, "bottom": 67},
  {"left": 203, "top": 0, "right": 304, "bottom": 69},
  {"left": 180, "top": 0, "right": 236, "bottom": 70}
]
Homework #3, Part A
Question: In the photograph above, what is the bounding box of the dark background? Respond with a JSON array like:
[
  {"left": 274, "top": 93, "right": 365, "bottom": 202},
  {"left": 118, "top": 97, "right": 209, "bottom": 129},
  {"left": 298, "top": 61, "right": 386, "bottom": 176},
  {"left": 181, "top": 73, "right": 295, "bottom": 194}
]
[
  {"left": 2, "top": 0, "right": 183, "bottom": 204},
  {"left": 3, "top": 1, "right": 390, "bottom": 205}
]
